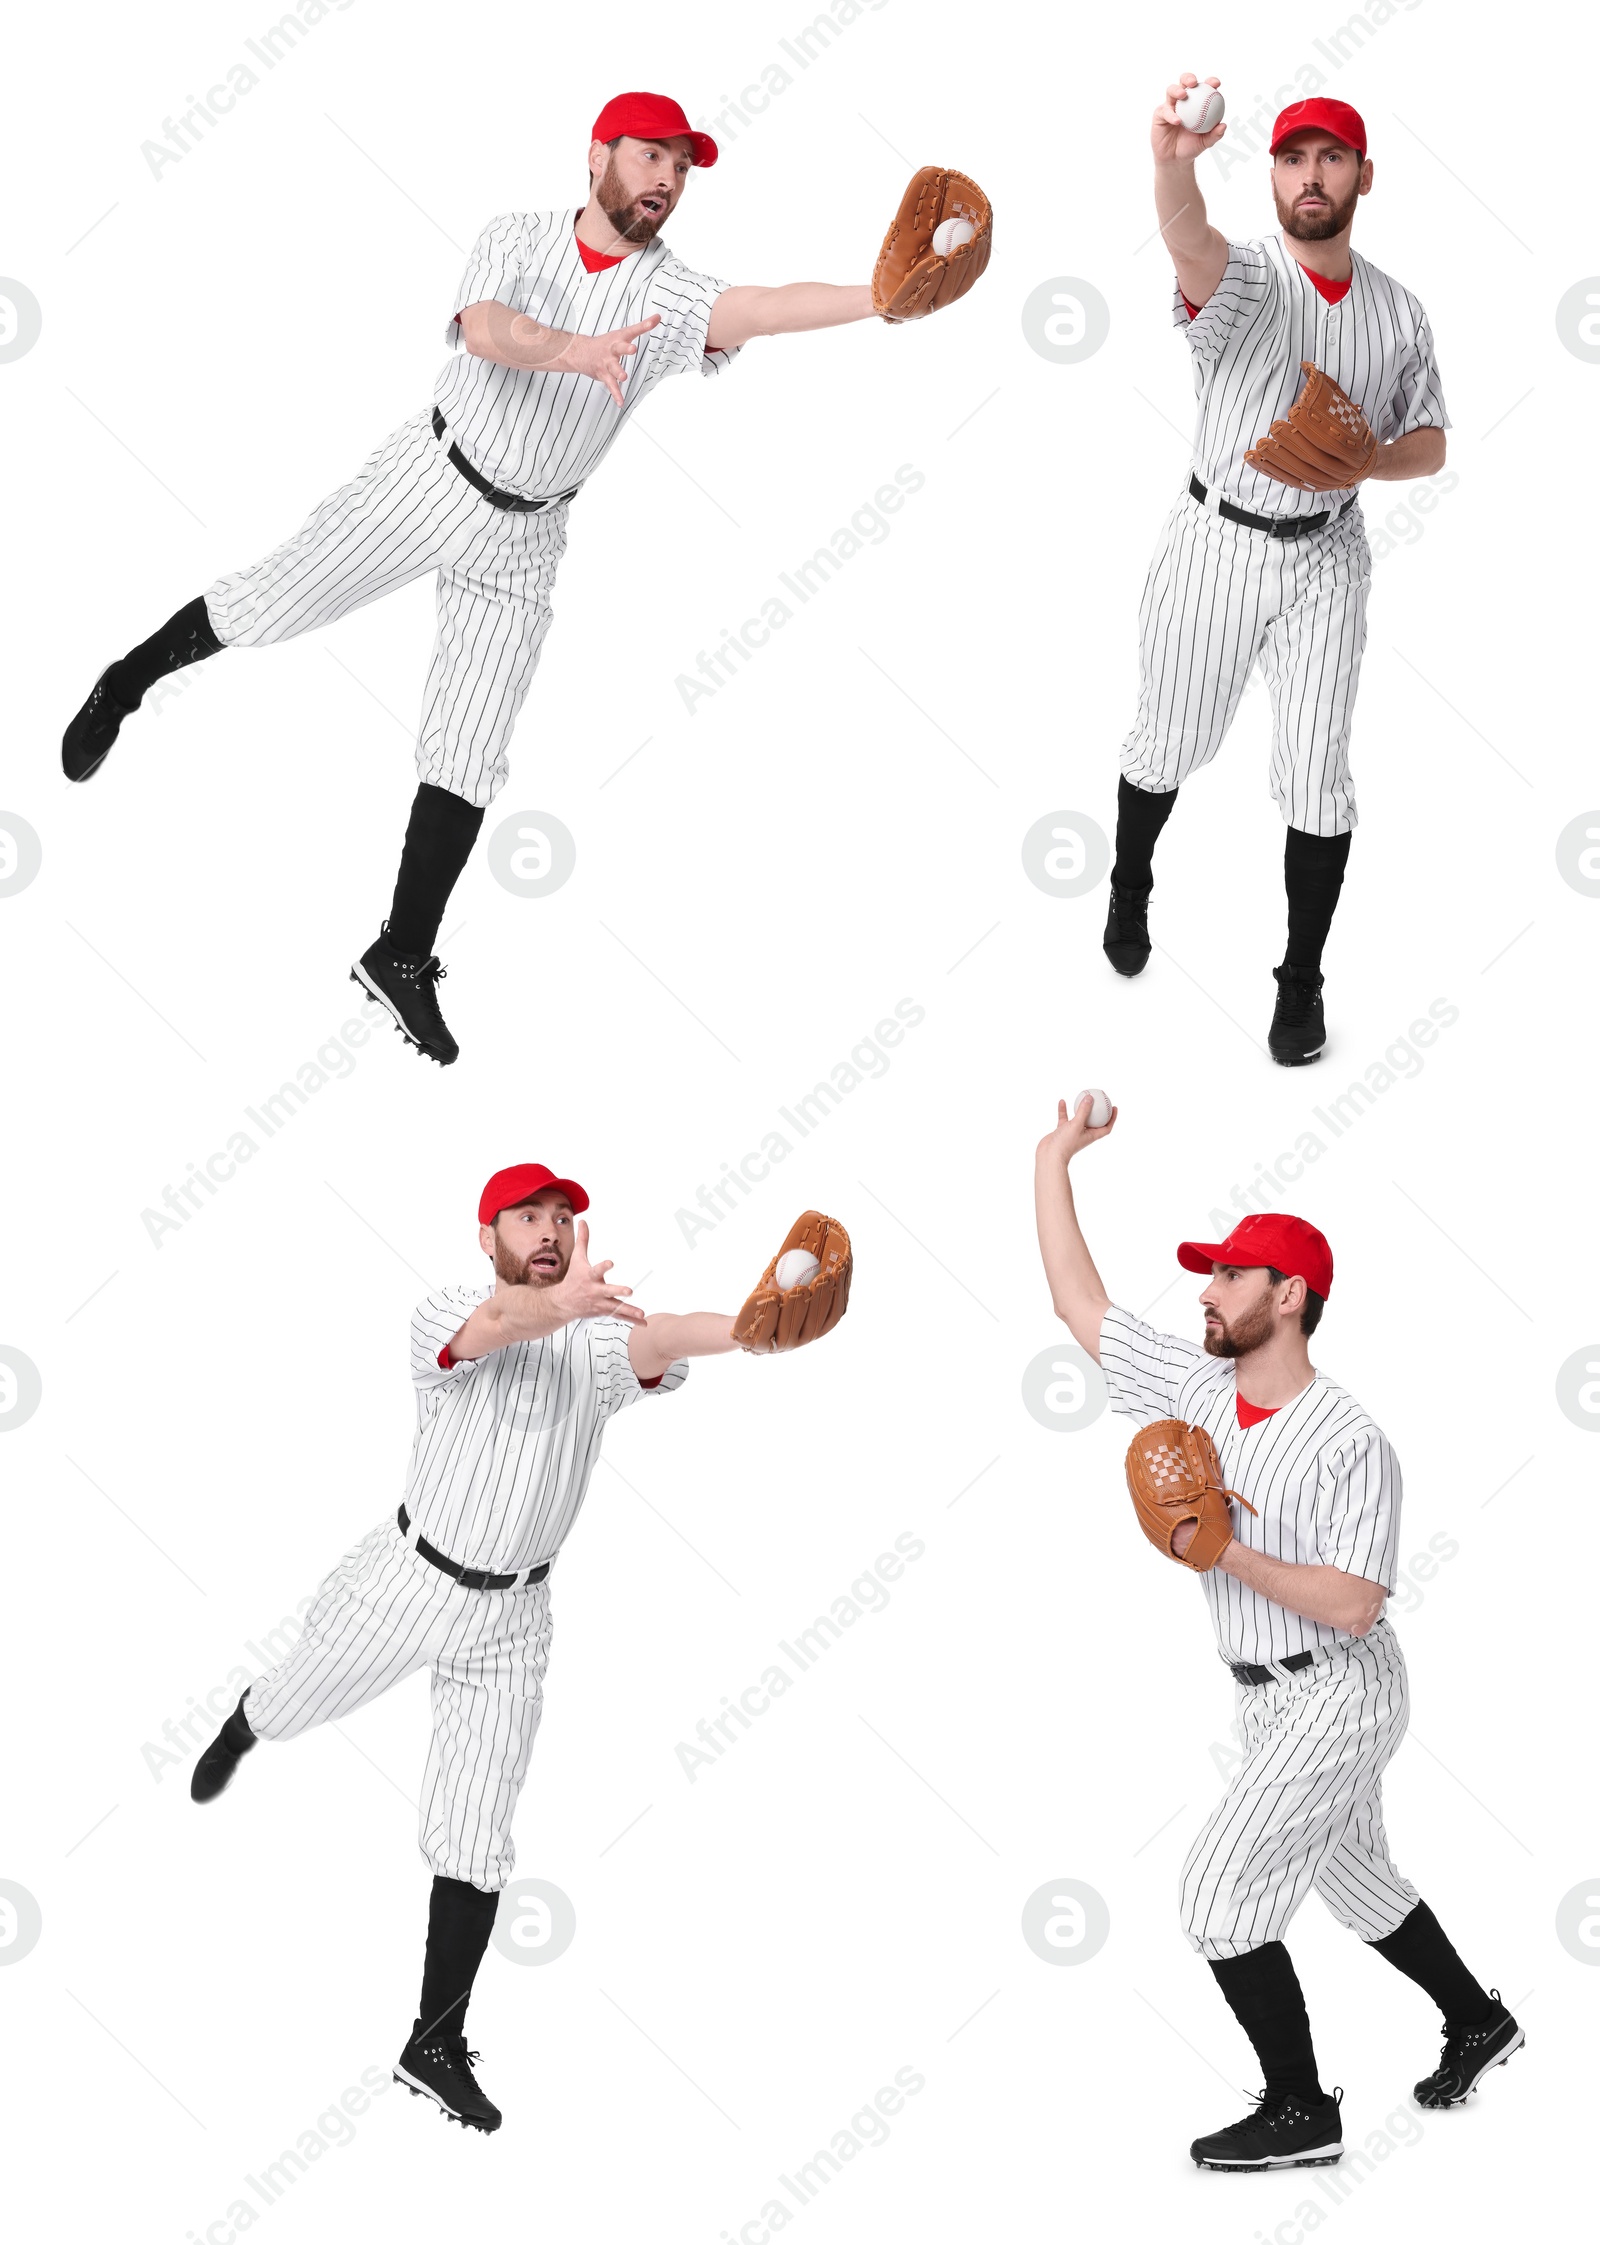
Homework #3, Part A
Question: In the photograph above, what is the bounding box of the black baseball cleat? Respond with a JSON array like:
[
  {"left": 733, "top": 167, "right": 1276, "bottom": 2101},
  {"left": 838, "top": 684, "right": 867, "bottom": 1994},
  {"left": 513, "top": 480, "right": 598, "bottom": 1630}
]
[
  {"left": 1191, "top": 2088, "right": 1344, "bottom": 2170},
  {"left": 1414, "top": 1996, "right": 1524, "bottom": 2107},
  {"left": 1102, "top": 880, "right": 1153, "bottom": 977},
  {"left": 351, "top": 923, "right": 459, "bottom": 1066},
  {"left": 395, "top": 2030, "right": 502, "bottom": 2132},
  {"left": 1268, "top": 964, "right": 1327, "bottom": 1066},
  {"left": 190, "top": 1695, "right": 257, "bottom": 1803},
  {"left": 62, "top": 665, "right": 141, "bottom": 783}
]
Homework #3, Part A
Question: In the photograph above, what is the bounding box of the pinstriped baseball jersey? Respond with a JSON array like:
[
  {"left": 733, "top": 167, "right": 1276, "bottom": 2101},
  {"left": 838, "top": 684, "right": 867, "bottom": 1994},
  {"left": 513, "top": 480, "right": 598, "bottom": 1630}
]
[
  {"left": 1100, "top": 1305, "right": 1400, "bottom": 1665},
  {"left": 1178, "top": 236, "right": 1448, "bottom": 516},
  {"left": 434, "top": 212, "right": 739, "bottom": 499},
  {"left": 404, "top": 1284, "right": 688, "bottom": 1574}
]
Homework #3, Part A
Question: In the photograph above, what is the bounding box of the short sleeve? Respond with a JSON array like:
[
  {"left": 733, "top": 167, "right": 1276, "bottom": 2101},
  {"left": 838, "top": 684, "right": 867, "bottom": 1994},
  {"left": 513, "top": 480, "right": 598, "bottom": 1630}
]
[
  {"left": 1315, "top": 1427, "right": 1401, "bottom": 1588},
  {"left": 587, "top": 1317, "right": 689, "bottom": 1419},
  {"left": 1098, "top": 1305, "right": 1208, "bottom": 1423},
  {"left": 445, "top": 213, "right": 536, "bottom": 347},
  {"left": 1174, "top": 239, "right": 1271, "bottom": 370},
  {"left": 1387, "top": 309, "right": 1451, "bottom": 436},
  {"left": 411, "top": 1285, "right": 489, "bottom": 1398},
  {"left": 648, "top": 258, "right": 743, "bottom": 381}
]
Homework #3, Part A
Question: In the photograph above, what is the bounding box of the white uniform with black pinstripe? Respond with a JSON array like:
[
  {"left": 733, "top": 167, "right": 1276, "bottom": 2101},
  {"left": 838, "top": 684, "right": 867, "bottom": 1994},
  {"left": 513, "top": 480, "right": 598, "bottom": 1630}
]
[
  {"left": 1122, "top": 237, "right": 1449, "bottom": 834},
  {"left": 204, "top": 213, "right": 739, "bottom": 806},
  {"left": 244, "top": 1286, "right": 687, "bottom": 1889},
  {"left": 1100, "top": 1304, "right": 1419, "bottom": 1958}
]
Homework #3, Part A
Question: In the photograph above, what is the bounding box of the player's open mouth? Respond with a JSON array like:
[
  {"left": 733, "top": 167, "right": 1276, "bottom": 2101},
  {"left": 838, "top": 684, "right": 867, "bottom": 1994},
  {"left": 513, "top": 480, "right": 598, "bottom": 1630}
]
[
  {"left": 528, "top": 1252, "right": 560, "bottom": 1273},
  {"left": 638, "top": 195, "right": 665, "bottom": 217}
]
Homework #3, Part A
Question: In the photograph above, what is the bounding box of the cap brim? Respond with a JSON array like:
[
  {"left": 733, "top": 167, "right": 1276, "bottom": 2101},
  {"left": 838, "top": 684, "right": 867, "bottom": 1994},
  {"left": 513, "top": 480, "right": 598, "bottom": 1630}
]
[
  {"left": 1176, "top": 1239, "right": 1235, "bottom": 1275},
  {"left": 688, "top": 131, "right": 718, "bottom": 167}
]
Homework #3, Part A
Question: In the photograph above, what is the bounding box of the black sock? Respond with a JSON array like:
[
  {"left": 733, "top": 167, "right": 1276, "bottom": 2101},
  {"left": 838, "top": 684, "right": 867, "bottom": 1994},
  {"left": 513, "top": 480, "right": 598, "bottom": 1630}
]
[
  {"left": 1112, "top": 775, "right": 1178, "bottom": 890},
  {"left": 1208, "top": 1942, "right": 1323, "bottom": 2103},
  {"left": 109, "top": 595, "right": 223, "bottom": 707},
  {"left": 1282, "top": 826, "right": 1352, "bottom": 974},
  {"left": 415, "top": 1876, "right": 500, "bottom": 2042},
  {"left": 386, "top": 784, "right": 485, "bottom": 958},
  {"left": 221, "top": 1694, "right": 255, "bottom": 1756},
  {"left": 1366, "top": 1901, "right": 1495, "bottom": 2026}
]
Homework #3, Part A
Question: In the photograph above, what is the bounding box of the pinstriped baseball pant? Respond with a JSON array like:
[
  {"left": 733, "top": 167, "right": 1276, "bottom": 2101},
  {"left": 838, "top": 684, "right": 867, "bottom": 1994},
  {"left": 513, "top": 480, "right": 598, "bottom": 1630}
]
[
  {"left": 1180, "top": 1620, "right": 1419, "bottom": 1958},
  {"left": 1121, "top": 489, "right": 1372, "bottom": 836},
  {"left": 204, "top": 407, "right": 568, "bottom": 808},
  {"left": 243, "top": 1516, "right": 553, "bottom": 1890}
]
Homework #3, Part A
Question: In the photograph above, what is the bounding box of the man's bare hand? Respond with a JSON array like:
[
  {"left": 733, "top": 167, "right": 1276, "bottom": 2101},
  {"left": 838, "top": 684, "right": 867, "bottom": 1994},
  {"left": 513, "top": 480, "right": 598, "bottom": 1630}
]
[
  {"left": 550, "top": 1220, "right": 645, "bottom": 1324},
  {"left": 1152, "top": 72, "right": 1228, "bottom": 165},
  {"left": 519, "top": 314, "right": 660, "bottom": 407},
  {"left": 1036, "top": 1094, "right": 1119, "bottom": 1168}
]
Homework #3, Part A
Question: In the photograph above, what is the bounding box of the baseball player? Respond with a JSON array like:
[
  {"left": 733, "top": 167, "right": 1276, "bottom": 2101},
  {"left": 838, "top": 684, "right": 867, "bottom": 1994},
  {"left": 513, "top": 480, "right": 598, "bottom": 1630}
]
[
  {"left": 1105, "top": 79, "right": 1449, "bottom": 1065},
  {"left": 61, "top": 93, "right": 990, "bottom": 1065},
  {"left": 1034, "top": 1096, "right": 1522, "bottom": 2169},
  {"left": 187, "top": 1167, "right": 850, "bottom": 2132}
]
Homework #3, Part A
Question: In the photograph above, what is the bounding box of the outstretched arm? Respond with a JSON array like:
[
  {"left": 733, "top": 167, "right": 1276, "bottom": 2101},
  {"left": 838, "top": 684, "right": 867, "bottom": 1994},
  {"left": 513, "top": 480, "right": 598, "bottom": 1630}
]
[
  {"left": 628, "top": 1310, "right": 741, "bottom": 1383},
  {"left": 457, "top": 299, "right": 662, "bottom": 406},
  {"left": 1175, "top": 1532, "right": 1388, "bottom": 1636},
  {"left": 706, "top": 283, "right": 875, "bottom": 352},
  {"left": 1151, "top": 72, "right": 1230, "bottom": 310},
  {"left": 1034, "top": 1097, "right": 1118, "bottom": 1362}
]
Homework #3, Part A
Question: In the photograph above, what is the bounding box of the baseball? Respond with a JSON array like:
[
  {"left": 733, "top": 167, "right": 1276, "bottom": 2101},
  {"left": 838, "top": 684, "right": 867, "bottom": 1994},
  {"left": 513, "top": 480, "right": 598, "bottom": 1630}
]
[
  {"left": 1073, "top": 1087, "right": 1113, "bottom": 1129},
  {"left": 1176, "top": 83, "right": 1225, "bottom": 134},
  {"left": 932, "top": 216, "right": 976, "bottom": 257},
  {"left": 774, "top": 1248, "right": 821, "bottom": 1291}
]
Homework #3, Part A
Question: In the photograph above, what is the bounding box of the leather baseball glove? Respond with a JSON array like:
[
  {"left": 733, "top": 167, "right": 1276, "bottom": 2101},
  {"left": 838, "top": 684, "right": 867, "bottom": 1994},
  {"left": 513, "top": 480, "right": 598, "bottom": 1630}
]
[
  {"left": 872, "top": 166, "right": 992, "bottom": 322},
  {"left": 1244, "top": 361, "right": 1379, "bottom": 493},
  {"left": 1124, "top": 1418, "right": 1257, "bottom": 1573},
  {"left": 732, "top": 1211, "right": 852, "bottom": 1353}
]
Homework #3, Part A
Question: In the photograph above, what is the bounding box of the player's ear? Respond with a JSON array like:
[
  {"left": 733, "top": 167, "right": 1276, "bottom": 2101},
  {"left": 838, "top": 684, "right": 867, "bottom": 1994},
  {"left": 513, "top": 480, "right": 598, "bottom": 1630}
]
[
  {"left": 479, "top": 1221, "right": 496, "bottom": 1258},
  {"left": 1359, "top": 157, "right": 1374, "bottom": 194}
]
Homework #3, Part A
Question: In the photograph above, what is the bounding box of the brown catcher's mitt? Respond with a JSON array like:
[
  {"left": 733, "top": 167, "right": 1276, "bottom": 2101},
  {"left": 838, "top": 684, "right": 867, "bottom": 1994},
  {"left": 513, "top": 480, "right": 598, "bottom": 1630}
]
[
  {"left": 1124, "top": 1419, "right": 1257, "bottom": 1573},
  {"left": 1245, "top": 361, "right": 1379, "bottom": 493},
  {"left": 871, "top": 166, "right": 992, "bottom": 322},
  {"left": 732, "top": 1211, "right": 852, "bottom": 1354}
]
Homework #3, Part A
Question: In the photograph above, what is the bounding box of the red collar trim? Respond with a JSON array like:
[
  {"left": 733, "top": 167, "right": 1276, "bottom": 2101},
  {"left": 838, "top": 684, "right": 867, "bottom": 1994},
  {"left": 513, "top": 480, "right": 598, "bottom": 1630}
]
[{"left": 574, "top": 220, "right": 629, "bottom": 274}]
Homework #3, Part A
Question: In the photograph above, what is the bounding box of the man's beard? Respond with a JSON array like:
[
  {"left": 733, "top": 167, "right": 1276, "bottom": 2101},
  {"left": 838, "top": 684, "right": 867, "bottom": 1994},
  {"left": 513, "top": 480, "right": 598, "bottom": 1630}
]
[
  {"left": 1275, "top": 174, "right": 1361, "bottom": 242},
  {"left": 493, "top": 1236, "right": 565, "bottom": 1288},
  {"left": 597, "top": 157, "right": 667, "bottom": 245},
  {"left": 1203, "top": 1293, "right": 1278, "bottom": 1359}
]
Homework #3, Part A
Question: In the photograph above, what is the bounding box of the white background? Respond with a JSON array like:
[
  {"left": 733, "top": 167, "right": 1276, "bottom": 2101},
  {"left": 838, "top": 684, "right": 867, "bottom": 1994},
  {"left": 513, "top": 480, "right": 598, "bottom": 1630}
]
[{"left": 1, "top": 1, "right": 1591, "bottom": 2239}]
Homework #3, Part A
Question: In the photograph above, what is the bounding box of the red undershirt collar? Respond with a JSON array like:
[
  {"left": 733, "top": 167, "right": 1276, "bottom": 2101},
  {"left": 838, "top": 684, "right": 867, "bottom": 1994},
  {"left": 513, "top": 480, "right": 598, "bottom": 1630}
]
[
  {"left": 1236, "top": 1394, "right": 1280, "bottom": 1428},
  {"left": 574, "top": 222, "right": 628, "bottom": 274}
]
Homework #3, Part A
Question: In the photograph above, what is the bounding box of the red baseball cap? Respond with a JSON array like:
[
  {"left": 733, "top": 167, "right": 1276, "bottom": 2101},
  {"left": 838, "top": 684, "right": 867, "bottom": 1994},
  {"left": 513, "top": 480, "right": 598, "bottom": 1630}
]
[
  {"left": 478, "top": 1164, "right": 590, "bottom": 1226},
  {"left": 1176, "top": 1213, "right": 1334, "bottom": 1299},
  {"left": 591, "top": 92, "right": 718, "bottom": 170},
  {"left": 1270, "top": 98, "right": 1367, "bottom": 161}
]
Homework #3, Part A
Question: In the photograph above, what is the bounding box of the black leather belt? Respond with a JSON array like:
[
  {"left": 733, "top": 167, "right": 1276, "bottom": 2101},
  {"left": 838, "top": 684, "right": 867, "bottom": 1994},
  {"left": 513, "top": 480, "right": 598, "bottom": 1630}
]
[
  {"left": 1189, "top": 473, "right": 1350, "bottom": 539},
  {"left": 1231, "top": 1650, "right": 1316, "bottom": 1686},
  {"left": 398, "top": 1504, "right": 549, "bottom": 1590},
  {"left": 431, "top": 407, "right": 578, "bottom": 513}
]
